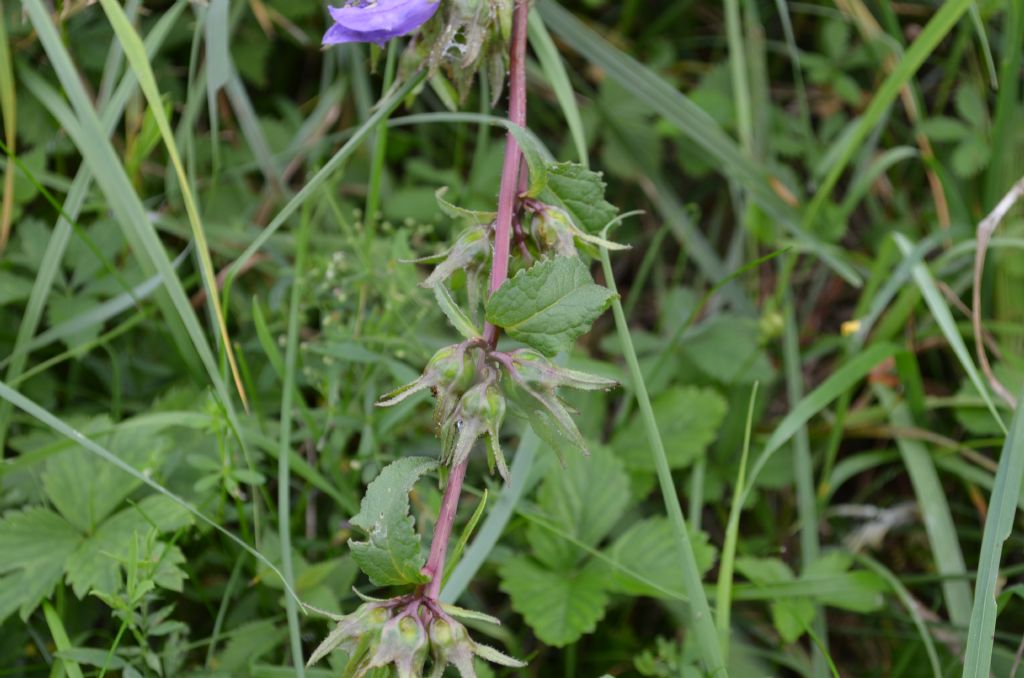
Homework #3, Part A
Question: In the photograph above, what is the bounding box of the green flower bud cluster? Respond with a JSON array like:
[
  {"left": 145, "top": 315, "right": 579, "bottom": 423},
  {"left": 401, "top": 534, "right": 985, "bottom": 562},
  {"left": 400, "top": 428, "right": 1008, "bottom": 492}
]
[
  {"left": 523, "top": 199, "right": 628, "bottom": 259},
  {"left": 307, "top": 595, "right": 523, "bottom": 678},
  {"left": 380, "top": 342, "right": 618, "bottom": 476},
  {"left": 496, "top": 348, "right": 618, "bottom": 463}
]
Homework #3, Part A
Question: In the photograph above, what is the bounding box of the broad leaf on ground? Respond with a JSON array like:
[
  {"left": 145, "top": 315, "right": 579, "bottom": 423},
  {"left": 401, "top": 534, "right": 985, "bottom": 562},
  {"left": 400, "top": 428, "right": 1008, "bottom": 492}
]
[
  {"left": 734, "top": 557, "right": 814, "bottom": 644},
  {"left": 604, "top": 517, "right": 717, "bottom": 599},
  {"left": 526, "top": 445, "right": 630, "bottom": 569},
  {"left": 499, "top": 557, "right": 609, "bottom": 647},
  {"left": 613, "top": 386, "right": 727, "bottom": 470}
]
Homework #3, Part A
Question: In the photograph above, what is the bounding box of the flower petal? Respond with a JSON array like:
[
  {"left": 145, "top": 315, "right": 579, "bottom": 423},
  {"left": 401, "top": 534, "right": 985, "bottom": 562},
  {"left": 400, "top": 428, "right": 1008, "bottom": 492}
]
[
  {"left": 322, "top": 23, "right": 391, "bottom": 46},
  {"left": 329, "top": 0, "right": 439, "bottom": 35}
]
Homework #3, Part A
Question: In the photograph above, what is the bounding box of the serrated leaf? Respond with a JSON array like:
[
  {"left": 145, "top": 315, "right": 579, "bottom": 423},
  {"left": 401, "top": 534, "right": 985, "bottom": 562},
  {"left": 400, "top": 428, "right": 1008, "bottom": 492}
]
[
  {"left": 42, "top": 420, "right": 167, "bottom": 533},
  {"left": 66, "top": 495, "right": 193, "bottom": 597},
  {"left": 612, "top": 386, "right": 726, "bottom": 470},
  {"left": 0, "top": 508, "right": 80, "bottom": 623},
  {"left": 348, "top": 457, "right": 437, "bottom": 586},
  {"left": 485, "top": 257, "right": 614, "bottom": 357},
  {"left": 499, "top": 557, "right": 609, "bottom": 647},
  {"left": 527, "top": 446, "right": 630, "bottom": 570},
  {"left": 604, "top": 517, "right": 717, "bottom": 599},
  {"left": 537, "top": 162, "right": 618, "bottom": 233}
]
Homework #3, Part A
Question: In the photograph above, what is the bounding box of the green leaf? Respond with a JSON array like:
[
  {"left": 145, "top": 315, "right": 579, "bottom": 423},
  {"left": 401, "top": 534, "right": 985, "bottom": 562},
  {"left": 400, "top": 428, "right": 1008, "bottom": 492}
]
[
  {"left": 952, "top": 136, "right": 991, "bottom": 179},
  {"left": 735, "top": 557, "right": 814, "bottom": 644},
  {"left": 612, "top": 386, "right": 727, "bottom": 471},
  {"left": 504, "top": 123, "right": 550, "bottom": 197},
  {"left": 537, "top": 162, "right": 618, "bottom": 233},
  {"left": 65, "top": 495, "right": 193, "bottom": 597},
  {"left": 435, "top": 187, "right": 496, "bottom": 223},
  {"left": 42, "top": 419, "right": 165, "bottom": 533},
  {"left": 499, "top": 557, "right": 609, "bottom": 647},
  {"left": 604, "top": 517, "right": 717, "bottom": 599},
  {"left": 681, "top": 316, "right": 776, "bottom": 385},
  {"left": 348, "top": 457, "right": 437, "bottom": 586},
  {"left": 918, "top": 116, "right": 970, "bottom": 142},
  {"left": 433, "top": 285, "right": 482, "bottom": 341},
  {"left": 802, "top": 552, "right": 886, "bottom": 613},
  {"left": 485, "top": 256, "right": 614, "bottom": 357},
  {"left": 527, "top": 446, "right": 630, "bottom": 569},
  {"left": 0, "top": 507, "right": 80, "bottom": 622}
]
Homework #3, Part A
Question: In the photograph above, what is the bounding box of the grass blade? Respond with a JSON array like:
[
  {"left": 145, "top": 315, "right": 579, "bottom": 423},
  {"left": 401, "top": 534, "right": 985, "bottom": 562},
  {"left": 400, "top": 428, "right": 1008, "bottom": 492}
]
[
  {"left": 527, "top": 12, "right": 588, "bottom": 165},
  {"left": 600, "top": 247, "right": 726, "bottom": 676},
  {"left": 539, "top": 0, "right": 860, "bottom": 287},
  {"left": 715, "top": 383, "right": 759, "bottom": 663},
  {"left": 739, "top": 342, "right": 899, "bottom": 507},
  {"left": 893, "top": 232, "right": 1006, "bottom": 433},
  {"left": 95, "top": 0, "right": 248, "bottom": 411},
  {"left": 21, "top": 0, "right": 250, "bottom": 452},
  {"left": 0, "top": 0, "right": 180, "bottom": 451},
  {"left": 962, "top": 384, "right": 1024, "bottom": 677},
  {"left": 276, "top": 208, "right": 312, "bottom": 675},
  {"left": 43, "top": 601, "right": 85, "bottom": 678},
  {"left": 804, "top": 0, "right": 973, "bottom": 228},
  {"left": 875, "top": 386, "right": 972, "bottom": 629}
]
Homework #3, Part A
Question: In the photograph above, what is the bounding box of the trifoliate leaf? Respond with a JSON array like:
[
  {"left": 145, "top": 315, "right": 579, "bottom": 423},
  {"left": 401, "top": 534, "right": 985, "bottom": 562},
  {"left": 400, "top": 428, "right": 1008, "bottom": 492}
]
[
  {"left": 537, "top": 162, "right": 618, "bottom": 233},
  {"left": 485, "top": 257, "right": 614, "bottom": 357},
  {"left": 527, "top": 446, "right": 630, "bottom": 570},
  {"left": 348, "top": 457, "right": 437, "bottom": 586},
  {"left": 0, "top": 507, "right": 80, "bottom": 623},
  {"left": 499, "top": 557, "right": 609, "bottom": 647},
  {"left": 612, "top": 386, "right": 726, "bottom": 471},
  {"left": 604, "top": 517, "right": 717, "bottom": 599}
]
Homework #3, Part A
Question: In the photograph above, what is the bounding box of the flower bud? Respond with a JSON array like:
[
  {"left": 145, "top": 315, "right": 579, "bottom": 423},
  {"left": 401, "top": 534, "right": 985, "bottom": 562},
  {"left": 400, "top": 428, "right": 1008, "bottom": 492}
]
[
  {"left": 377, "top": 343, "right": 476, "bottom": 411},
  {"left": 305, "top": 602, "right": 391, "bottom": 667},
  {"left": 526, "top": 202, "right": 628, "bottom": 259},
  {"left": 507, "top": 348, "right": 617, "bottom": 393},
  {"left": 370, "top": 612, "right": 429, "bottom": 678}
]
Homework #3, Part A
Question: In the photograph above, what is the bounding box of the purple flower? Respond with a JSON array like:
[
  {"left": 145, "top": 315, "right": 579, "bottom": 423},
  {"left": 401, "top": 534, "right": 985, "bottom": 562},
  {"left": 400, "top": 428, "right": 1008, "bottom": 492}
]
[{"left": 323, "top": 0, "right": 440, "bottom": 46}]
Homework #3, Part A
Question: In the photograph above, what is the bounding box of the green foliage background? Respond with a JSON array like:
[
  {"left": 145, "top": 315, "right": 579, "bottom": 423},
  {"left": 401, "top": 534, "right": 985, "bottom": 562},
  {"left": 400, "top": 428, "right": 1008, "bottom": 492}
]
[{"left": 1, "top": 0, "right": 1023, "bottom": 676}]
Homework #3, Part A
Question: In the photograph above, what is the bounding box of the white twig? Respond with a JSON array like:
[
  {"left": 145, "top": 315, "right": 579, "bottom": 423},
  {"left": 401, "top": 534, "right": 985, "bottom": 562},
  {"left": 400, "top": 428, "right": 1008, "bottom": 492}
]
[{"left": 972, "top": 176, "right": 1024, "bottom": 409}]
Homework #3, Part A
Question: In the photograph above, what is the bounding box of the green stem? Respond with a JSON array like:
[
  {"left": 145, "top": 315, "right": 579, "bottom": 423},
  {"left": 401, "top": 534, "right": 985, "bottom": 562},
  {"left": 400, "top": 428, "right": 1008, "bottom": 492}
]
[
  {"left": 277, "top": 206, "right": 313, "bottom": 675},
  {"left": 599, "top": 249, "right": 727, "bottom": 677},
  {"left": 364, "top": 41, "right": 399, "bottom": 232},
  {"left": 714, "top": 383, "right": 758, "bottom": 665}
]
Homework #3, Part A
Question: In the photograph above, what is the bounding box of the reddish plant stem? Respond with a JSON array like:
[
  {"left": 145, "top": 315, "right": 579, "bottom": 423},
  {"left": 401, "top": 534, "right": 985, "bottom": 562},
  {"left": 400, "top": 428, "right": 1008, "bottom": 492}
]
[{"left": 422, "top": 0, "right": 530, "bottom": 601}]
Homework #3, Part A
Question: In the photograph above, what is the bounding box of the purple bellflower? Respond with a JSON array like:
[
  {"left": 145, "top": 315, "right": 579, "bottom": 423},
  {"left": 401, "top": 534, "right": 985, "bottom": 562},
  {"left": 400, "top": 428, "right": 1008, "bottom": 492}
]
[{"left": 323, "top": 0, "right": 441, "bottom": 46}]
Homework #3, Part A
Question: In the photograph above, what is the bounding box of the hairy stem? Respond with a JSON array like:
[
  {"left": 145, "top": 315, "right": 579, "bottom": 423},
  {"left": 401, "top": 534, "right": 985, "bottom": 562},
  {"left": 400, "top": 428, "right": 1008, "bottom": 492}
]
[{"left": 423, "top": 0, "right": 529, "bottom": 600}]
